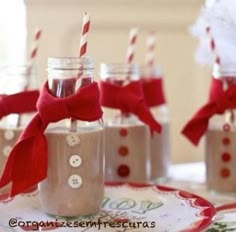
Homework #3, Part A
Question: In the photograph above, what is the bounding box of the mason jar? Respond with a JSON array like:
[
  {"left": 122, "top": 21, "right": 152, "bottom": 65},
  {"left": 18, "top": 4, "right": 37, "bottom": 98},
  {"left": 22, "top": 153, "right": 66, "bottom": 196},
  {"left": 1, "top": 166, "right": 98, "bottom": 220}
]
[
  {"left": 100, "top": 63, "right": 151, "bottom": 183},
  {"left": 38, "top": 57, "right": 104, "bottom": 217},
  {"left": 141, "top": 65, "right": 170, "bottom": 184},
  {"left": 205, "top": 63, "right": 236, "bottom": 193}
]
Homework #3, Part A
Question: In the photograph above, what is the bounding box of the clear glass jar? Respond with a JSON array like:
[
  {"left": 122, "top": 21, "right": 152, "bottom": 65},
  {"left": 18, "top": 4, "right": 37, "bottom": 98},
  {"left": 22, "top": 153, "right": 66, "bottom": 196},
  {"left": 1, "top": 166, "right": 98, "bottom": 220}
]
[
  {"left": 100, "top": 63, "right": 151, "bottom": 183},
  {"left": 0, "top": 64, "right": 37, "bottom": 126},
  {"left": 38, "top": 57, "right": 104, "bottom": 217},
  {"left": 205, "top": 63, "right": 236, "bottom": 193},
  {"left": 141, "top": 65, "right": 170, "bottom": 184},
  {"left": 0, "top": 64, "right": 37, "bottom": 197}
]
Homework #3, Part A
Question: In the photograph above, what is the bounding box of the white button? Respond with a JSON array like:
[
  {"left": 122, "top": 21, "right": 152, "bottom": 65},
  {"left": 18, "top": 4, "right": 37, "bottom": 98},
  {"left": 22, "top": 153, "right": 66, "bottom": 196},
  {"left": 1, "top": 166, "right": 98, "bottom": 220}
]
[
  {"left": 66, "top": 134, "right": 80, "bottom": 147},
  {"left": 4, "top": 130, "right": 15, "bottom": 141},
  {"left": 69, "top": 155, "right": 82, "bottom": 168},
  {"left": 68, "top": 175, "right": 82, "bottom": 189},
  {"left": 3, "top": 145, "right": 12, "bottom": 157}
]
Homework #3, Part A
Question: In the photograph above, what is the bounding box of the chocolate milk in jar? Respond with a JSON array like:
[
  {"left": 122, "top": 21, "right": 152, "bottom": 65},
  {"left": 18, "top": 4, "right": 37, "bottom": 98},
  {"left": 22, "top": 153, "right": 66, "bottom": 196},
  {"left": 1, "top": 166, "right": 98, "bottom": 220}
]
[
  {"left": 38, "top": 57, "right": 104, "bottom": 217},
  {"left": 100, "top": 63, "right": 151, "bottom": 183},
  {"left": 205, "top": 64, "right": 236, "bottom": 193},
  {"left": 141, "top": 66, "right": 170, "bottom": 184}
]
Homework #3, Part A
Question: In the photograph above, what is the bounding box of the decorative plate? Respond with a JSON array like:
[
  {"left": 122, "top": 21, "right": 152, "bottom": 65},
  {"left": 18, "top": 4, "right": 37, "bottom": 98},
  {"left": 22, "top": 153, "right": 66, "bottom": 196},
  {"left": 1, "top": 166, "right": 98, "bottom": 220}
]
[{"left": 0, "top": 183, "right": 215, "bottom": 232}]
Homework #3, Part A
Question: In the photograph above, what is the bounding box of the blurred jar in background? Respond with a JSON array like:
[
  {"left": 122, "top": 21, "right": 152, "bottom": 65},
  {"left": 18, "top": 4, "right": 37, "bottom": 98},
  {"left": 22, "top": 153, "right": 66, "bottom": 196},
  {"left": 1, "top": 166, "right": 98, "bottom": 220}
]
[
  {"left": 0, "top": 64, "right": 38, "bottom": 198},
  {"left": 206, "top": 63, "right": 236, "bottom": 194},
  {"left": 141, "top": 65, "right": 170, "bottom": 184},
  {"left": 100, "top": 63, "right": 151, "bottom": 183}
]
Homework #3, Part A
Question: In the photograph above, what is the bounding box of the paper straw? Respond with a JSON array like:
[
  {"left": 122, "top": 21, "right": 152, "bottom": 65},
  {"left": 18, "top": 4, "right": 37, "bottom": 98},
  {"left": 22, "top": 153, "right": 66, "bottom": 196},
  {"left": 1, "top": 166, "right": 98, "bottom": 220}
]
[
  {"left": 17, "top": 28, "right": 42, "bottom": 127},
  {"left": 124, "top": 27, "right": 138, "bottom": 83},
  {"left": 126, "top": 27, "right": 138, "bottom": 64},
  {"left": 145, "top": 31, "right": 156, "bottom": 68},
  {"left": 26, "top": 28, "right": 42, "bottom": 79},
  {"left": 206, "top": 26, "right": 235, "bottom": 123},
  {"left": 205, "top": 26, "right": 220, "bottom": 66},
  {"left": 79, "top": 12, "right": 90, "bottom": 58},
  {"left": 70, "top": 13, "right": 90, "bottom": 132},
  {"left": 29, "top": 29, "right": 42, "bottom": 67}
]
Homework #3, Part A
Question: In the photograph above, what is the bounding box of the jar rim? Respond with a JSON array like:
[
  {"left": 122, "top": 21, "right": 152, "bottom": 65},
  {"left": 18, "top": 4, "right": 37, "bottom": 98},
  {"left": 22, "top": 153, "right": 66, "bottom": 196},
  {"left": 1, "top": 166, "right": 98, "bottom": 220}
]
[
  {"left": 100, "top": 63, "right": 139, "bottom": 73},
  {"left": 212, "top": 63, "right": 236, "bottom": 79},
  {"left": 99, "top": 63, "right": 140, "bottom": 81},
  {"left": 48, "top": 56, "right": 94, "bottom": 70}
]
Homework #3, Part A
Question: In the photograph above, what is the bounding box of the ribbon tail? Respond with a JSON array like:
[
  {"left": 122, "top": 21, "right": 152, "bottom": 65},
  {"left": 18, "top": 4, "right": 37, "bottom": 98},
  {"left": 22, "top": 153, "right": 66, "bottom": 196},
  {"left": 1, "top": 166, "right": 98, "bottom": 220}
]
[
  {"left": 0, "top": 149, "right": 15, "bottom": 188},
  {"left": 135, "top": 102, "right": 162, "bottom": 133},
  {"left": 0, "top": 90, "right": 39, "bottom": 118},
  {"left": 181, "top": 105, "right": 216, "bottom": 145},
  {"left": 182, "top": 119, "right": 209, "bottom": 146},
  {"left": 0, "top": 114, "right": 47, "bottom": 197}
]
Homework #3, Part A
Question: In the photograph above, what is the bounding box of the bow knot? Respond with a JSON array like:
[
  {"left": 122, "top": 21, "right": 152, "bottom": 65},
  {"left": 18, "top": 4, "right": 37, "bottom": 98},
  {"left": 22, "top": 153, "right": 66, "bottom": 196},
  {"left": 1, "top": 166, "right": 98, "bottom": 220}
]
[
  {"left": 100, "top": 80, "right": 161, "bottom": 133},
  {"left": 116, "top": 84, "right": 143, "bottom": 113},
  {"left": 182, "top": 78, "right": 236, "bottom": 145},
  {"left": 37, "top": 91, "right": 70, "bottom": 125},
  {"left": 214, "top": 93, "right": 232, "bottom": 114}
]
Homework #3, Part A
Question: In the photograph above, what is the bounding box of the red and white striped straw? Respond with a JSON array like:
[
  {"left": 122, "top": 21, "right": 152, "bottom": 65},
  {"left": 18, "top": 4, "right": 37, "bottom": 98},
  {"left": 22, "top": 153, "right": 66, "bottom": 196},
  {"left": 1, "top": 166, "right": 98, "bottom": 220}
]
[
  {"left": 205, "top": 26, "right": 220, "bottom": 66},
  {"left": 145, "top": 31, "right": 156, "bottom": 67},
  {"left": 17, "top": 28, "right": 42, "bottom": 127},
  {"left": 70, "top": 13, "right": 90, "bottom": 132},
  {"left": 79, "top": 12, "right": 90, "bottom": 58},
  {"left": 28, "top": 28, "right": 42, "bottom": 68},
  {"left": 126, "top": 27, "right": 139, "bottom": 64}
]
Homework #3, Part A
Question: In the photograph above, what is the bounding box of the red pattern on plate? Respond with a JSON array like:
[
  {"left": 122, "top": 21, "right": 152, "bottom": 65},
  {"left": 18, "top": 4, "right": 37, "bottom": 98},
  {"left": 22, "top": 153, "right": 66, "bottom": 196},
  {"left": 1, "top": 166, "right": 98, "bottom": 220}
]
[{"left": 105, "top": 183, "right": 216, "bottom": 232}]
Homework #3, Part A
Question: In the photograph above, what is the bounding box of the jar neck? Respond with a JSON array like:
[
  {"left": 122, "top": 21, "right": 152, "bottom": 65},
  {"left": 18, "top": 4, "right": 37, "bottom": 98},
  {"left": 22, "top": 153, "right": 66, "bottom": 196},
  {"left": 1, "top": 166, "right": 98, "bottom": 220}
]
[
  {"left": 212, "top": 63, "right": 236, "bottom": 88},
  {"left": 140, "top": 65, "right": 162, "bottom": 79},
  {"left": 0, "top": 64, "right": 36, "bottom": 94},
  {"left": 47, "top": 57, "right": 94, "bottom": 98},
  {"left": 100, "top": 63, "right": 140, "bottom": 85}
]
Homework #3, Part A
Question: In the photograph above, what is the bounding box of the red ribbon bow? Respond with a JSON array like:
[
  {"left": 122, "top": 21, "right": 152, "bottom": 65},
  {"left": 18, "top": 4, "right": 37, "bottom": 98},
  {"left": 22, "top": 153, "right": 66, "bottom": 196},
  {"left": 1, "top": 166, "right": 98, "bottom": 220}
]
[
  {"left": 0, "top": 90, "right": 39, "bottom": 118},
  {"left": 142, "top": 78, "right": 166, "bottom": 107},
  {"left": 100, "top": 80, "right": 162, "bottom": 133},
  {"left": 0, "top": 81, "right": 103, "bottom": 197},
  {"left": 182, "top": 78, "right": 236, "bottom": 145}
]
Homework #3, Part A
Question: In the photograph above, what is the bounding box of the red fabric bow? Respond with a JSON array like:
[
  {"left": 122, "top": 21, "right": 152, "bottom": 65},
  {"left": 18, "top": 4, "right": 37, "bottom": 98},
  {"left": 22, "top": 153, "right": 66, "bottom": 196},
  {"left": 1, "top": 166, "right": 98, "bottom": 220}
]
[
  {"left": 142, "top": 78, "right": 166, "bottom": 107},
  {"left": 100, "top": 80, "right": 162, "bottom": 133},
  {"left": 182, "top": 78, "right": 236, "bottom": 145},
  {"left": 0, "top": 90, "right": 39, "bottom": 118},
  {"left": 0, "top": 81, "right": 103, "bottom": 197}
]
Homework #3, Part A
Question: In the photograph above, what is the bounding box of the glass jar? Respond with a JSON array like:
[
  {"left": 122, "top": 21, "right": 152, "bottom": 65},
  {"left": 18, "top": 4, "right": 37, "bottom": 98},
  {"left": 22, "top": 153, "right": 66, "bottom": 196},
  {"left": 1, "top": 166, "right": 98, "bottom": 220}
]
[
  {"left": 141, "top": 65, "right": 170, "bottom": 184},
  {"left": 38, "top": 57, "right": 104, "bottom": 217},
  {"left": 0, "top": 64, "right": 37, "bottom": 197},
  {"left": 205, "top": 63, "right": 236, "bottom": 193},
  {"left": 100, "top": 63, "right": 151, "bottom": 183}
]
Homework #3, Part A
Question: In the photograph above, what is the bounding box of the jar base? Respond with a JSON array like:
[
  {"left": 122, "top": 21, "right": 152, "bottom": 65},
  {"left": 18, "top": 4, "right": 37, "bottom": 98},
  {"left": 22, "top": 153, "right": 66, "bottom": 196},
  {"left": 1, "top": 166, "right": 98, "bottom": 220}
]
[
  {"left": 207, "top": 188, "right": 236, "bottom": 196},
  {"left": 44, "top": 209, "right": 100, "bottom": 219},
  {"left": 150, "top": 176, "right": 169, "bottom": 185}
]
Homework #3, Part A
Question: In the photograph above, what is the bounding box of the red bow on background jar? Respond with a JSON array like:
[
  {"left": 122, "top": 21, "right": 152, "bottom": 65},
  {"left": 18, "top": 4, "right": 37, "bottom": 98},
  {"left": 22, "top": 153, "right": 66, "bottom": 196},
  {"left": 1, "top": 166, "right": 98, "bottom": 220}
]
[
  {"left": 99, "top": 63, "right": 161, "bottom": 184},
  {"left": 182, "top": 63, "right": 236, "bottom": 194}
]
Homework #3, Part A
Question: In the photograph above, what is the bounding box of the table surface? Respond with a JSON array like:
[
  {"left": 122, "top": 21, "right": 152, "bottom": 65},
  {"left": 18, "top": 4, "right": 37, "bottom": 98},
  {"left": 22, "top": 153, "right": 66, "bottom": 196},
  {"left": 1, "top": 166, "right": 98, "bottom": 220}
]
[{"left": 1, "top": 162, "right": 236, "bottom": 232}]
